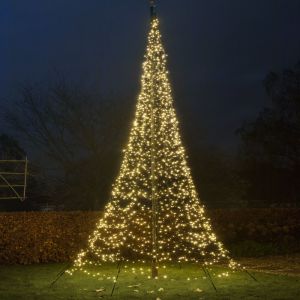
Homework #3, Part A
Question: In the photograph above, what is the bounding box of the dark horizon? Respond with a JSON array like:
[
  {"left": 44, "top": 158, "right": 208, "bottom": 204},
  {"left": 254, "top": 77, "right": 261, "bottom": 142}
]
[{"left": 1, "top": 0, "right": 300, "bottom": 151}]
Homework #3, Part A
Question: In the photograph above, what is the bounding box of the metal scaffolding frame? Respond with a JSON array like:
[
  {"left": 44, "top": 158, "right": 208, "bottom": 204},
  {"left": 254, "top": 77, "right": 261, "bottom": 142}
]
[{"left": 0, "top": 157, "right": 28, "bottom": 201}]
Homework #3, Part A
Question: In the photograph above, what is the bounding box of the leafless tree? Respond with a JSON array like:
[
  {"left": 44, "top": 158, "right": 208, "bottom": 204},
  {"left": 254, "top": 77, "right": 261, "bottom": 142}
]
[{"left": 6, "top": 79, "right": 132, "bottom": 209}]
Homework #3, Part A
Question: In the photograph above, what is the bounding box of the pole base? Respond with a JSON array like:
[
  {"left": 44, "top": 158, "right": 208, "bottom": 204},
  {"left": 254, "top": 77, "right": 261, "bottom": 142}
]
[{"left": 151, "top": 263, "right": 158, "bottom": 278}]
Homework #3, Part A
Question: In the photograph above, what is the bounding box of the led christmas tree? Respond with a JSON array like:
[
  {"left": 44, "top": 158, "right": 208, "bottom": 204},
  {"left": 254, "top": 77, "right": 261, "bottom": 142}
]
[{"left": 69, "top": 1, "right": 237, "bottom": 279}]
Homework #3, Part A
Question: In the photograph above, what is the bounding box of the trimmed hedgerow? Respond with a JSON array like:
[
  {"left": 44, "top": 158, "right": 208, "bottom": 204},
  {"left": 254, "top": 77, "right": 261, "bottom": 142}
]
[
  {"left": 0, "top": 212, "right": 101, "bottom": 264},
  {"left": 0, "top": 209, "right": 299, "bottom": 264},
  {"left": 208, "top": 209, "right": 300, "bottom": 257}
]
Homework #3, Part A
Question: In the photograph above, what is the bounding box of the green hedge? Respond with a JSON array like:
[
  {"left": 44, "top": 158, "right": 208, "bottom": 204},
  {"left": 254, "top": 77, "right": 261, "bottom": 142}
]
[
  {"left": 0, "top": 212, "right": 101, "bottom": 264},
  {"left": 208, "top": 209, "right": 300, "bottom": 257},
  {"left": 0, "top": 209, "right": 299, "bottom": 264}
]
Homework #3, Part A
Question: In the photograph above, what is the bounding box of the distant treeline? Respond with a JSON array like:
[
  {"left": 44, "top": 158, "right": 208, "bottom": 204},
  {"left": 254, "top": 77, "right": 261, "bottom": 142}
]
[{"left": 0, "top": 62, "right": 300, "bottom": 211}]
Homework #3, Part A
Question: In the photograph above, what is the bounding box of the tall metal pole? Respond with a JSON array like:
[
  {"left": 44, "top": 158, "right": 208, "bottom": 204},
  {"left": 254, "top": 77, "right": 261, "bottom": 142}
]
[
  {"left": 149, "top": 0, "right": 158, "bottom": 279},
  {"left": 150, "top": 0, "right": 157, "bottom": 18},
  {"left": 150, "top": 97, "right": 158, "bottom": 279}
]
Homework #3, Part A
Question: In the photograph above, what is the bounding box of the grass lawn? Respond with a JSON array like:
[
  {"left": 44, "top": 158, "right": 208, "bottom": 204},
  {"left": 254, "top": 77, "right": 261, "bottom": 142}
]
[{"left": 0, "top": 263, "right": 299, "bottom": 299}]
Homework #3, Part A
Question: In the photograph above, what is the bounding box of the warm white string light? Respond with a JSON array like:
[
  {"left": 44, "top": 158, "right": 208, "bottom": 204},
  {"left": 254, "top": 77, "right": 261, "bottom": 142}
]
[{"left": 68, "top": 16, "right": 239, "bottom": 277}]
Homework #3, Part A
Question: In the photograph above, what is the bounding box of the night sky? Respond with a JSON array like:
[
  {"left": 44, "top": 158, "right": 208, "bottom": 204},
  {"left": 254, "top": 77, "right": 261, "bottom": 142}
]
[{"left": 1, "top": 0, "right": 300, "bottom": 151}]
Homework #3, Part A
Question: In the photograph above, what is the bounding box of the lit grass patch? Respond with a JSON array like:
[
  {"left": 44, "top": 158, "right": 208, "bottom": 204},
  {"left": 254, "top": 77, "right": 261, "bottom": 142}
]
[{"left": 0, "top": 263, "right": 299, "bottom": 299}]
